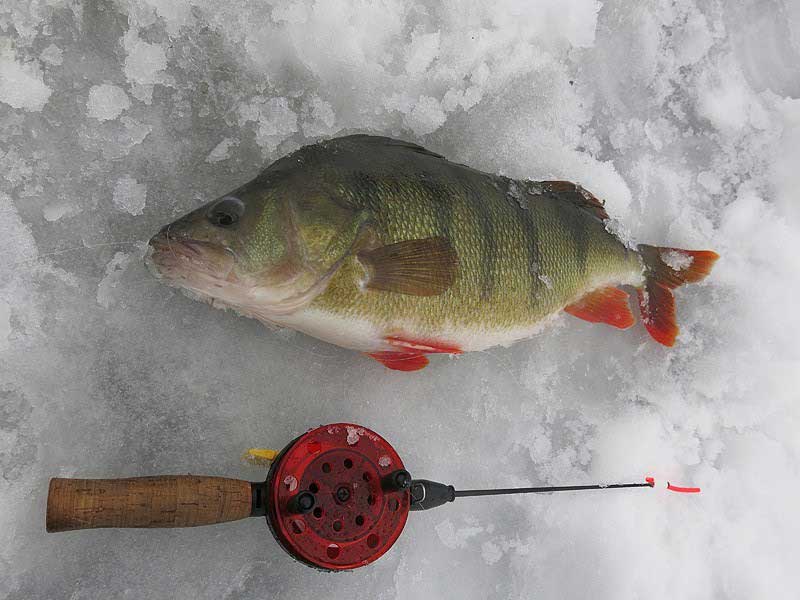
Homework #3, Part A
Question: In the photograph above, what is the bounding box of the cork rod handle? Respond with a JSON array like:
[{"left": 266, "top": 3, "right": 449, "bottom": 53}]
[{"left": 46, "top": 476, "right": 254, "bottom": 533}]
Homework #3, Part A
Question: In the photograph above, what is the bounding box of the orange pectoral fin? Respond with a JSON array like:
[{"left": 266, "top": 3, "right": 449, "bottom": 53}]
[
  {"left": 564, "top": 286, "right": 635, "bottom": 330},
  {"left": 367, "top": 351, "right": 430, "bottom": 372}
]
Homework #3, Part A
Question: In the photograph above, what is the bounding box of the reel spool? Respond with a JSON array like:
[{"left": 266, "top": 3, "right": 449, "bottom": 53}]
[
  {"left": 258, "top": 424, "right": 410, "bottom": 570},
  {"left": 46, "top": 422, "right": 696, "bottom": 571}
]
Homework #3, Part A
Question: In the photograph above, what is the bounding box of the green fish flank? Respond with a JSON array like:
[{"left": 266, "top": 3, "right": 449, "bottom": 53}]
[{"left": 296, "top": 137, "right": 643, "bottom": 334}]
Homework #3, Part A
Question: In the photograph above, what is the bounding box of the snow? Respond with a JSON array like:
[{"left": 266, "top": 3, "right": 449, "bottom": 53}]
[
  {"left": 2, "top": 1, "right": 800, "bottom": 599},
  {"left": 0, "top": 46, "right": 51, "bottom": 111},
  {"left": 346, "top": 426, "right": 365, "bottom": 446},
  {"left": 660, "top": 250, "right": 694, "bottom": 271},
  {"left": 86, "top": 84, "right": 131, "bottom": 122}
]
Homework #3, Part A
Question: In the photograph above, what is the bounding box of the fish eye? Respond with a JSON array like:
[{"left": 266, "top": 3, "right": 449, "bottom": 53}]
[{"left": 208, "top": 196, "right": 244, "bottom": 227}]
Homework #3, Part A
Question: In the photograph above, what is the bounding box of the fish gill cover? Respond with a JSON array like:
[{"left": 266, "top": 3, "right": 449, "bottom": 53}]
[{"left": 0, "top": 0, "right": 799, "bottom": 599}]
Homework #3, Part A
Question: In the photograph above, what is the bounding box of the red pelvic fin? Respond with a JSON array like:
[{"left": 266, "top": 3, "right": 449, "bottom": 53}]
[
  {"left": 366, "top": 351, "right": 430, "bottom": 372},
  {"left": 385, "top": 335, "right": 463, "bottom": 355},
  {"left": 564, "top": 286, "right": 635, "bottom": 329}
]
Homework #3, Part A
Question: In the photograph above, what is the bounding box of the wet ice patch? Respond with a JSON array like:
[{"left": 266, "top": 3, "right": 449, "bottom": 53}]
[
  {"left": 42, "top": 201, "right": 80, "bottom": 222},
  {"left": 96, "top": 252, "right": 134, "bottom": 309},
  {"left": 86, "top": 84, "right": 131, "bottom": 121},
  {"left": 206, "top": 138, "right": 237, "bottom": 163},
  {"left": 39, "top": 44, "right": 63, "bottom": 66},
  {"left": 112, "top": 176, "right": 147, "bottom": 215},
  {"left": 481, "top": 540, "right": 503, "bottom": 565},
  {"left": 0, "top": 299, "right": 11, "bottom": 351},
  {"left": 435, "top": 519, "right": 484, "bottom": 549}
]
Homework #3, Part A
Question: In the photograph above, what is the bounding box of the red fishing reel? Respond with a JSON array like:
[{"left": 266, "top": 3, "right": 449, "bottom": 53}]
[
  {"left": 45, "top": 422, "right": 697, "bottom": 572},
  {"left": 257, "top": 424, "right": 410, "bottom": 570}
]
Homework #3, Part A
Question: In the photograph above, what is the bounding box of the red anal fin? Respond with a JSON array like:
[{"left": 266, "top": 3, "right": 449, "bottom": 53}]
[
  {"left": 385, "top": 335, "right": 463, "bottom": 355},
  {"left": 564, "top": 286, "right": 635, "bottom": 329},
  {"left": 366, "top": 351, "right": 430, "bottom": 372}
]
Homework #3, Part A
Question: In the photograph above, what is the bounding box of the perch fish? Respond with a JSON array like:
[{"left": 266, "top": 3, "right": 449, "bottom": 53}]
[{"left": 147, "top": 135, "right": 718, "bottom": 371}]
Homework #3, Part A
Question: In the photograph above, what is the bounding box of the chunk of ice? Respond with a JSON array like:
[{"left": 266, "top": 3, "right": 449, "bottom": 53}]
[
  {"left": 86, "top": 84, "right": 131, "bottom": 122},
  {"left": 112, "top": 176, "right": 147, "bottom": 216}
]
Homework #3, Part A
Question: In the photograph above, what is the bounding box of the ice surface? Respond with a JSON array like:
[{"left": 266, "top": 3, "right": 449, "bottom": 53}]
[{"left": 2, "top": 1, "right": 800, "bottom": 599}]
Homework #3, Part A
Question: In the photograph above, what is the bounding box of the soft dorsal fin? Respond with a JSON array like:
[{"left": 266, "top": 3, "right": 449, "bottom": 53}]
[
  {"left": 357, "top": 237, "right": 458, "bottom": 296},
  {"left": 542, "top": 180, "right": 609, "bottom": 221}
]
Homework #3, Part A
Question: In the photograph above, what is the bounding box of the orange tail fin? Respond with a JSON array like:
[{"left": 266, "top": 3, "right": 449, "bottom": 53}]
[{"left": 636, "top": 245, "right": 719, "bottom": 346}]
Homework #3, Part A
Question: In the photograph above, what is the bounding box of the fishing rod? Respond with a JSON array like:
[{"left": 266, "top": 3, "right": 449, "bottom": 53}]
[{"left": 46, "top": 423, "right": 699, "bottom": 571}]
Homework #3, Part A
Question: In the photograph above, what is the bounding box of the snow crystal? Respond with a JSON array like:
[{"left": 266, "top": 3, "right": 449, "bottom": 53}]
[
  {"left": 238, "top": 96, "right": 298, "bottom": 155},
  {"left": 86, "top": 84, "right": 131, "bottom": 121},
  {"left": 405, "top": 95, "right": 447, "bottom": 136},
  {"left": 112, "top": 176, "right": 147, "bottom": 215},
  {"left": 300, "top": 96, "right": 336, "bottom": 137},
  {"left": 346, "top": 426, "right": 364, "bottom": 446},
  {"left": 0, "top": 47, "right": 51, "bottom": 111},
  {"left": 660, "top": 250, "right": 694, "bottom": 271},
  {"left": 378, "top": 455, "right": 391, "bottom": 468}
]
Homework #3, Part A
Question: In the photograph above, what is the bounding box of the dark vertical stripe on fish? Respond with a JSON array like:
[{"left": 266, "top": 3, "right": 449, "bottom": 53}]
[
  {"left": 517, "top": 193, "right": 541, "bottom": 308},
  {"left": 466, "top": 180, "right": 496, "bottom": 300},
  {"left": 553, "top": 198, "right": 589, "bottom": 276},
  {"left": 417, "top": 175, "right": 453, "bottom": 240}
]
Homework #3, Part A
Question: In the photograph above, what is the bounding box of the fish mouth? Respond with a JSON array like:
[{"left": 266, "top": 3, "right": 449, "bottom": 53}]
[
  {"left": 145, "top": 228, "right": 343, "bottom": 320},
  {"left": 147, "top": 231, "right": 236, "bottom": 284}
]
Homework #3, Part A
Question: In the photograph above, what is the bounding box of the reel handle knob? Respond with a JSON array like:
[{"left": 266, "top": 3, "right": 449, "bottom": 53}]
[{"left": 46, "top": 476, "right": 255, "bottom": 532}]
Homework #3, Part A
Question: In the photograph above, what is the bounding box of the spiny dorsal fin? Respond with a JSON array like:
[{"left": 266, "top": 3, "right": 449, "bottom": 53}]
[
  {"left": 357, "top": 237, "right": 458, "bottom": 296},
  {"left": 542, "top": 180, "right": 609, "bottom": 221},
  {"left": 335, "top": 135, "right": 447, "bottom": 159}
]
